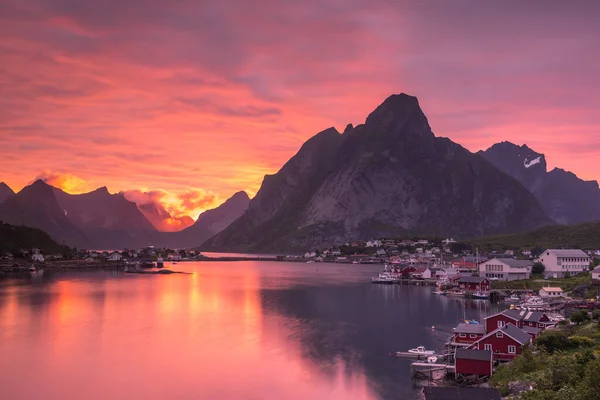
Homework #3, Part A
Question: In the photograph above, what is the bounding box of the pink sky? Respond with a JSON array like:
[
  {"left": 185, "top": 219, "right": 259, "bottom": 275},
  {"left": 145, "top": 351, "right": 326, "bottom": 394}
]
[{"left": 1, "top": 0, "right": 599, "bottom": 218}]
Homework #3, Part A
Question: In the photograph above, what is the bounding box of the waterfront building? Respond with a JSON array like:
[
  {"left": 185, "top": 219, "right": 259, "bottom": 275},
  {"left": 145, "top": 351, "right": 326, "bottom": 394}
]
[
  {"left": 538, "top": 287, "right": 564, "bottom": 298},
  {"left": 456, "top": 276, "right": 490, "bottom": 293},
  {"left": 479, "top": 258, "right": 533, "bottom": 281},
  {"left": 484, "top": 309, "right": 551, "bottom": 332},
  {"left": 468, "top": 323, "right": 532, "bottom": 361},
  {"left": 454, "top": 349, "right": 493, "bottom": 378},
  {"left": 451, "top": 323, "right": 486, "bottom": 346},
  {"left": 592, "top": 266, "right": 600, "bottom": 283},
  {"left": 536, "top": 249, "right": 590, "bottom": 278}
]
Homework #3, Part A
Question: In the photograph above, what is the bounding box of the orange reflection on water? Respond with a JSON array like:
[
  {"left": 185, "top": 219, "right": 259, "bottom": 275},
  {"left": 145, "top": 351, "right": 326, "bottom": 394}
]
[{"left": 0, "top": 263, "right": 378, "bottom": 400}]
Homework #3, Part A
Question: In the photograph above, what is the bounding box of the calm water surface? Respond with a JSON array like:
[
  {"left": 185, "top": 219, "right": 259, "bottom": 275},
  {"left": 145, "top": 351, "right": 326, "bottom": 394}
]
[{"left": 0, "top": 262, "right": 500, "bottom": 399}]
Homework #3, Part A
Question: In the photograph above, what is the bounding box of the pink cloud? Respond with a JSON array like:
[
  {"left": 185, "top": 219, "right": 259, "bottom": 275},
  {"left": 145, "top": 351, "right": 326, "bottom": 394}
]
[{"left": 0, "top": 0, "right": 598, "bottom": 199}]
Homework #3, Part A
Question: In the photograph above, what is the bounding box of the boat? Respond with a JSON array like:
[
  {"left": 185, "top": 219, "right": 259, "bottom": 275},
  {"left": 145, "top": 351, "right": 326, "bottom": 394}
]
[
  {"left": 505, "top": 294, "right": 521, "bottom": 302},
  {"left": 433, "top": 290, "right": 446, "bottom": 295},
  {"left": 446, "top": 289, "right": 465, "bottom": 297},
  {"left": 472, "top": 291, "right": 489, "bottom": 299},
  {"left": 306, "top": 261, "right": 313, "bottom": 264},
  {"left": 521, "top": 296, "right": 545, "bottom": 306},
  {"left": 372, "top": 276, "right": 396, "bottom": 284},
  {"left": 408, "top": 346, "right": 435, "bottom": 355},
  {"left": 156, "top": 258, "right": 164, "bottom": 268},
  {"left": 427, "top": 356, "right": 438, "bottom": 363}
]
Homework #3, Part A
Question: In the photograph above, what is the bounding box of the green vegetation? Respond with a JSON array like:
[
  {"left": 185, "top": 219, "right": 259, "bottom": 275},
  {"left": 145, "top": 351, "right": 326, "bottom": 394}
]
[
  {"left": 490, "top": 318, "right": 600, "bottom": 399},
  {"left": 0, "top": 222, "right": 74, "bottom": 257},
  {"left": 491, "top": 272, "right": 591, "bottom": 291},
  {"left": 471, "top": 222, "right": 600, "bottom": 252}
]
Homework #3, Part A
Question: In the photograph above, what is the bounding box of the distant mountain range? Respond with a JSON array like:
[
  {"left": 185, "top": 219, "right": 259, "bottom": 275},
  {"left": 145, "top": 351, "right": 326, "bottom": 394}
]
[
  {"left": 0, "top": 180, "right": 249, "bottom": 250},
  {"left": 2, "top": 94, "right": 598, "bottom": 252},
  {"left": 479, "top": 142, "right": 600, "bottom": 224},
  {"left": 202, "top": 94, "right": 553, "bottom": 253}
]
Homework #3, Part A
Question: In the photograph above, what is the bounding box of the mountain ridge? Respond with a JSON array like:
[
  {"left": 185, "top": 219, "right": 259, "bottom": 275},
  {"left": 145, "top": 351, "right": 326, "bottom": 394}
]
[{"left": 202, "top": 93, "right": 553, "bottom": 253}]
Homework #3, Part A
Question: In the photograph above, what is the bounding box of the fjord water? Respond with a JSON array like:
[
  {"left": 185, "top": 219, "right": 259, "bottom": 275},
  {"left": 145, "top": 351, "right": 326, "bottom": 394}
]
[{"left": 0, "top": 262, "right": 498, "bottom": 399}]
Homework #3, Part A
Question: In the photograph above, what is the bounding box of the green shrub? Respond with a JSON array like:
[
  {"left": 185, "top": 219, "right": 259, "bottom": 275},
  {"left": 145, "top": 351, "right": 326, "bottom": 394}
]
[
  {"left": 536, "top": 330, "right": 573, "bottom": 353},
  {"left": 569, "top": 336, "right": 594, "bottom": 348},
  {"left": 592, "top": 310, "right": 600, "bottom": 320},
  {"left": 570, "top": 310, "right": 590, "bottom": 325}
]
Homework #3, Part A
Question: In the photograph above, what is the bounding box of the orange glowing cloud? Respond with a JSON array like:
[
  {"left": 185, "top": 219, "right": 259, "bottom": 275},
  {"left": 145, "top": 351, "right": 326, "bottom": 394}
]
[{"left": 34, "top": 170, "right": 95, "bottom": 194}]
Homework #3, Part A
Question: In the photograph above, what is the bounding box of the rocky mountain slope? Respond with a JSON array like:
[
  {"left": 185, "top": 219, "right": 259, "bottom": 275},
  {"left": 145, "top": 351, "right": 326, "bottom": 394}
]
[
  {"left": 0, "top": 180, "right": 91, "bottom": 248},
  {"left": 0, "top": 182, "right": 14, "bottom": 204},
  {"left": 203, "top": 94, "right": 553, "bottom": 253},
  {"left": 479, "top": 142, "right": 600, "bottom": 224}
]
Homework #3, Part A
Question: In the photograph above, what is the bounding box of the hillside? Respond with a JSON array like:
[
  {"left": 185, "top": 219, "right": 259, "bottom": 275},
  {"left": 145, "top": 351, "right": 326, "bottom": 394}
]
[
  {"left": 471, "top": 221, "right": 600, "bottom": 251},
  {"left": 0, "top": 222, "right": 71, "bottom": 255}
]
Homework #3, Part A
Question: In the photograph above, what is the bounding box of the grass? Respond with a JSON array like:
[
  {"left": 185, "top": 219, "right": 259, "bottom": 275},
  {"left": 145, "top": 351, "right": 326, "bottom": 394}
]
[
  {"left": 471, "top": 221, "right": 600, "bottom": 251},
  {"left": 491, "top": 272, "right": 592, "bottom": 291}
]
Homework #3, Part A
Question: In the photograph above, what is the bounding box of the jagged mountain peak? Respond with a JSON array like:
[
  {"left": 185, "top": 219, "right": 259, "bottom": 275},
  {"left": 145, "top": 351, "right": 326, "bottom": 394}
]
[
  {"left": 481, "top": 142, "right": 600, "bottom": 224},
  {"left": 0, "top": 182, "right": 15, "bottom": 204}
]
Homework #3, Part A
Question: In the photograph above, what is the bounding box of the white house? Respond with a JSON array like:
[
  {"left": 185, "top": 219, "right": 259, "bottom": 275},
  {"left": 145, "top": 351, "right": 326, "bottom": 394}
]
[
  {"left": 537, "top": 249, "right": 590, "bottom": 278},
  {"left": 107, "top": 253, "right": 122, "bottom": 261},
  {"left": 331, "top": 249, "right": 341, "bottom": 256},
  {"left": 592, "top": 266, "right": 600, "bottom": 283},
  {"left": 31, "top": 253, "right": 44, "bottom": 262},
  {"left": 539, "top": 287, "right": 564, "bottom": 298},
  {"left": 376, "top": 248, "right": 387, "bottom": 256},
  {"left": 304, "top": 251, "right": 317, "bottom": 259},
  {"left": 479, "top": 258, "right": 534, "bottom": 281}
]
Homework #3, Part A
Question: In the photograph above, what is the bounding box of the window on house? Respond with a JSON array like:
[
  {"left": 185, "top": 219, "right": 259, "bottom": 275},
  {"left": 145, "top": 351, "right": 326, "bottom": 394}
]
[
  {"left": 496, "top": 332, "right": 503, "bottom": 338},
  {"left": 470, "top": 334, "right": 477, "bottom": 338},
  {"left": 508, "top": 345, "right": 516, "bottom": 354},
  {"left": 498, "top": 321, "right": 505, "bottom": 328},
  {"left": 459, "top": 333, "right": 466, "bottom": 337},
  {"left": 484, "top": 344, "right": 492, "bottom": 351}
]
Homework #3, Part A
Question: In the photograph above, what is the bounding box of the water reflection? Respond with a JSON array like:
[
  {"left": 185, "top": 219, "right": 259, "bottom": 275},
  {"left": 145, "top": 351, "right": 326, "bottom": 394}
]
[{"left": 0, "top": 263, "right": 498, "bottom": 400}]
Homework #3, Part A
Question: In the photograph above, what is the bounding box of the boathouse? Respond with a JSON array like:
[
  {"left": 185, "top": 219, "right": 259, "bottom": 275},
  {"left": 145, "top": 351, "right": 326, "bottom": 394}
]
[
  {"left": 484, "top": 309, "right": 524, "bottom": 331},
  {"left": 454, "top": 349, "right": 493, "bottom": 378},
  {"left": 469, "top": 323, "right": 532, "bottom": 361},
  {"left": 421, "top": 386, "right": 501, "bottom": 400},
  {"left": 456, "top": 276, "right": 490, "bottom": 293},
  {"left": 451, "top": 323, "right": 486, "bottom": 345}
]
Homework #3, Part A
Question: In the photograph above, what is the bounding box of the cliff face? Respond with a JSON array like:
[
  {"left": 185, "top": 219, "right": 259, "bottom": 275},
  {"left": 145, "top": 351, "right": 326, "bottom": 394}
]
[
  {"left": 203, "top": 94, "right": 552, "bottom": 252},
  {"left": 480, "top": 142, "right": 600, "bottom": 224}
]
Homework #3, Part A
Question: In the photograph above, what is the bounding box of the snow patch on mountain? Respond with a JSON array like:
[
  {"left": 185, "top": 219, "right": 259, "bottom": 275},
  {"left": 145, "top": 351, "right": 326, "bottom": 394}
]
[{"left": 524, "top": 156, "right": 541, "bottom": 168}]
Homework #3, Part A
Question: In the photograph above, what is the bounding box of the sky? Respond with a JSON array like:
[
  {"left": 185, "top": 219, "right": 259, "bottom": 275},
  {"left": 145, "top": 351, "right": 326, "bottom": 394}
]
[{"left": 1, "top": 0, "right": 599, "bottom": 220}]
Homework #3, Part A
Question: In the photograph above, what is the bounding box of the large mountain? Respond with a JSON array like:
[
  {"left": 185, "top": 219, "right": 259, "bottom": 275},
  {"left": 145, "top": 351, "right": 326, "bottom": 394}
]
[
  {"left": 0, "top": 180, "right": 91, "bottom": 248},
  {"left": 202, "top": 94, "right": 552, "bottom": 253},
  {"left": 479, "top": 142, "right": 600, "bottom": 224},
  {"left": 0, "top": 182, "right": 14, "bottom": 204},
  {"left": 148, "top": 191, "right": 250, "bottom": 248},
  {"left": 53, "top": 186, "right": 157, "bottom": 249}
]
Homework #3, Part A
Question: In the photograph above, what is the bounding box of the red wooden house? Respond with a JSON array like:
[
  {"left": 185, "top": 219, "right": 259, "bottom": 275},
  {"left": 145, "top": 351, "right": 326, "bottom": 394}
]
[
  {"left": 451, "top": 323, "right": 486, "bottom": 345},
  {"left": 484, "top": 309, "right": 523, "bottom": 332},
  {"left": 400, "top": 266, "right": 416, "bottom": 278},
  {"left": 484, "top": 309, "right": 551, "bottom": 333},
  {"left": 455, "top": 349, "right": 493, "bottom": 377},
  {"left": 469, "top": 323, "right": 532, "bottom": 361},
  {"left": 457, "top": 277, "right": 490, "bottom": 292}
]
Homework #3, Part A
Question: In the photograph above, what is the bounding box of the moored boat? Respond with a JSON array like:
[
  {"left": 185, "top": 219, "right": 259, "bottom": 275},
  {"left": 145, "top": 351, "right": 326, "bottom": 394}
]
[
  {"left": 505, "top": 293, "right": 521, "bottom": 302},
  {"left": 408, "top": 346, "right": 435, "bottom": 355},
  {"left": 472, "top": 291, "right": 489, "bottom": 299},
  {"left": 446, "top": 289, "right": 465, "bottom": 297},
  {"left": 433, "top": 290, "right": 446, "bottom": 295}
]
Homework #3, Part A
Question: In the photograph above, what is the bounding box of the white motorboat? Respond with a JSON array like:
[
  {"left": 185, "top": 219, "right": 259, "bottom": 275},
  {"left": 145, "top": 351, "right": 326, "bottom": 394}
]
[
  {"left": 433, "top": 290, "right": 446, "bottom": 295},
  {"left": 522, "top": 296, "right": 545, "bottom": 306},
  {"left": 472, "top": 291, "right": 489, "bottom": 299},
  {"left": 505, "top": 294, "right": 521, "bottom": 302},
  {"left": 408, "top": 346, "right": 435, "bottom": 355},
  {"left": 446, "top": 290, "right": 465, "bottom": 297},
  {"left": 427, "top": 356, "right": 438, "bottom": 363}
]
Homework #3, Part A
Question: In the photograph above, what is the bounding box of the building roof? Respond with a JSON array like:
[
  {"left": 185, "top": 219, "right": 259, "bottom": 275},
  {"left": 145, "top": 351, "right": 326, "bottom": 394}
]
[
  {"left": 462, "top": 256, "right": 489, "bottom": 263},
  {"left": 454, "top": 323, "right": 486, "bottom": 334},
  {"left": 546, "top": 249, "right": 590, "bottom": 258},
  {"left": 422, "top": 387, "right": 501, "bottom": 400},
  {"left": 540, "top": 287, "right": 563, "bottom": 292},
  {"left": 521, "top": 310, "right": 548, "bottom": 323},
  {"left": 455, "top": 348, "right": 492, "bottom": 361},
  {"left": 458, "top": 276, "right": 488, "bottom": 284},
  {"left": 499, "top": 259, "right": 534, "bottom": 268},
  {"left": 501, "top": 323, "right": 532, "bottom": 345},
  {"left": 521, "top": 325, "right": 542, "bottom": 335},
  {"left": 593, "top": 266, "right": 600, "bottom": 273}
]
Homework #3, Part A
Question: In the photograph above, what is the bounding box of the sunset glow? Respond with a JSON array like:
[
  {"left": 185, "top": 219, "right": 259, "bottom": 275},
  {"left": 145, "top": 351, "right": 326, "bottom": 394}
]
[{"left": 1, "top": 0, "right": 599, "bottom": 214}]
